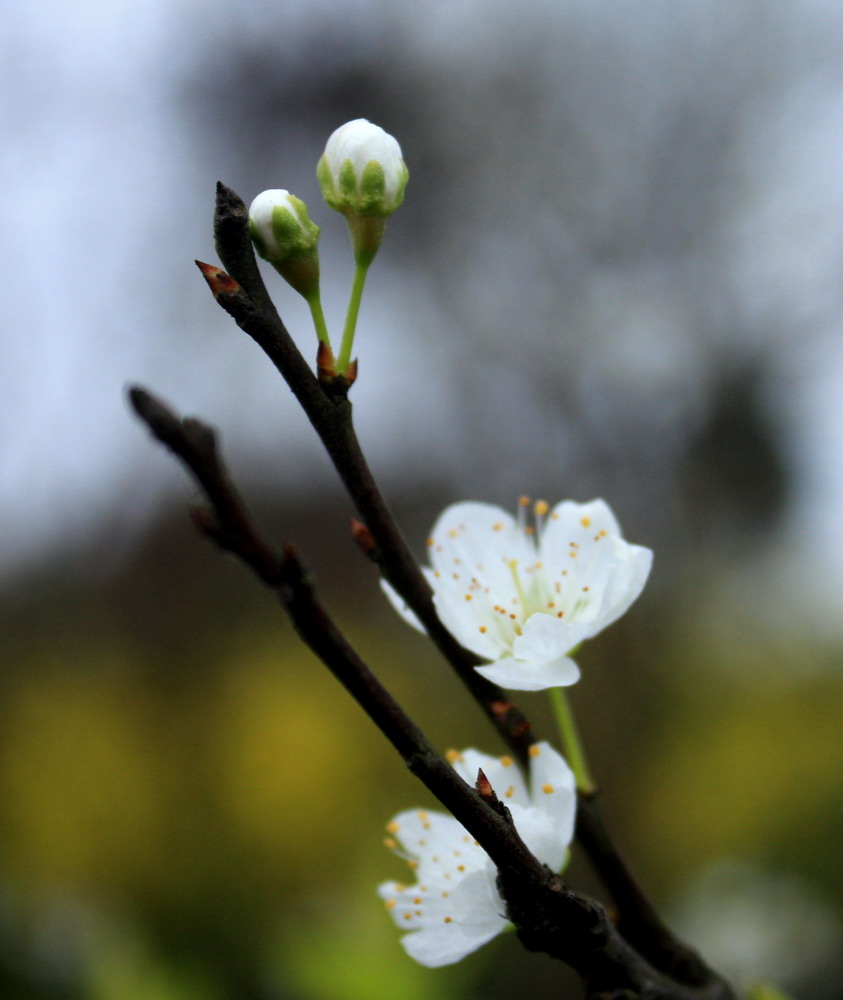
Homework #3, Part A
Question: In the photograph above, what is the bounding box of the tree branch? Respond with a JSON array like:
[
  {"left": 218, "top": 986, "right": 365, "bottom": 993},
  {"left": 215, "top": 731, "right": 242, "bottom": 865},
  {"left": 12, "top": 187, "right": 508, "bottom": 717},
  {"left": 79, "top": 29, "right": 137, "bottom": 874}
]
[
  {"left": 197, "top": 183, "right": 733, "bottom": 996},
  {"left": 129, "top": 385, "right": 718, "bottom": 999}
]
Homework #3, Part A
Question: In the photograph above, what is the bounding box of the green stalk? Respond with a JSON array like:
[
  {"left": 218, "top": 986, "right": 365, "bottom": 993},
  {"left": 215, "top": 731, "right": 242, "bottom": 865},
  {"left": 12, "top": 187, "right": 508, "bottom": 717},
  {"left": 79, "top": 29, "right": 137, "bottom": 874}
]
[
  {"left": 336, "top": 257, "right": 371, "bottom": 375},
  {"left": 549, "top": 686, "right": 595, "bottom": 794},
  {"left": 306, "top": 291, "right": 331, "bottom": 349}
]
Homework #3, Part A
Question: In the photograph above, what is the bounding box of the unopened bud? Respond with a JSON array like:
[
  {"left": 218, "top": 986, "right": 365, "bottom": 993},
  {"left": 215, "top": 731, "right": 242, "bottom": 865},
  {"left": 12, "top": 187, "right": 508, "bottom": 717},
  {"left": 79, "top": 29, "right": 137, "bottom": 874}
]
[
  {"left": 248, "top": 189, "right": 321, "bottom": 300},
  {"left": 317, "top": 119, "right": 408, "bottom": 264}
]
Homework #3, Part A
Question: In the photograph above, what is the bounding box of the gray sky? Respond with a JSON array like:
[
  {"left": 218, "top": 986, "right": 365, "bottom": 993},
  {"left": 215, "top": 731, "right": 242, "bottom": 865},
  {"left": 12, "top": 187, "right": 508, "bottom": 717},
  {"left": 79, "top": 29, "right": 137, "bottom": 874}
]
[{"left": 5, "top": 0, "right": 843, "bottom": 635}]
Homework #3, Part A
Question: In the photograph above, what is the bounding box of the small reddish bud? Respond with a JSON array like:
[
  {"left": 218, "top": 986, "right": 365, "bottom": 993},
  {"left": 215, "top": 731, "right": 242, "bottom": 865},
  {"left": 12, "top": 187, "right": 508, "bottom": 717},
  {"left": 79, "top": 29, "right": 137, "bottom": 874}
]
[
  {"left": 475, "top": 768, "right": 495, "bottom": 802},
  {"left": 195, "top": 260, "right": 242, "bottom": 298},
  {"left": 317, "top": 342, "right": 357, "bottom": 390},
  {"left": 316, "top": 340, "right": 337, "bottom": 380},
  {"left": 190, "top": 504, "right": 221, "bottom": 539},
  {"left": 350, "top": 518, "right": 376, "bottom": 557},
  {"left": 489, "top": 700, "right": 532, "bottom": 738}
]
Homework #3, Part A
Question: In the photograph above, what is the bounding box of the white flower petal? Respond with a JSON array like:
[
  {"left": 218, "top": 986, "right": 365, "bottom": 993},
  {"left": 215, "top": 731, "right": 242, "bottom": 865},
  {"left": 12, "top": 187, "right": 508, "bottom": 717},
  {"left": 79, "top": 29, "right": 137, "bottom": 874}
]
[
  {"left": 513, "top": 613, "right": 592, "bottom": 663},
  {"left": 378, "top": 741, "right": 577, "bottom": 966},
  {"left": 380, "top": 578, "right": 426, "bottom": 633},
  {"left": 475, "top": 655, "right": 581, "bottom": 691},
  {"left": 524, "top": 742, "right": 577, "bottom": 856},
  {"left": 587, "top": 539, "right": 653, "bottom": 633}
]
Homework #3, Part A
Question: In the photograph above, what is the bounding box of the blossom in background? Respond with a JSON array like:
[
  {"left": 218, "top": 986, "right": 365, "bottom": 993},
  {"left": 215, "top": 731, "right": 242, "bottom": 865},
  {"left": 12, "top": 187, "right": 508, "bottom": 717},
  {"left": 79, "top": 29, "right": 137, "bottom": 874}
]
[
  {"left": 378, "top": 742, "right": 576, "bottom": 967},
  {"left": 385, "top": 498, "right": 652, "bottom": 691}
]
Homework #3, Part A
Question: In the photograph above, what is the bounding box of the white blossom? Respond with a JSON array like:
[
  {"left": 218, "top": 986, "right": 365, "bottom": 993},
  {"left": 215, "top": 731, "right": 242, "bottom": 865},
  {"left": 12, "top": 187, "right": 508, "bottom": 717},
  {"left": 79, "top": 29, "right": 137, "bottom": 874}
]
[
  {"left": 378, "top": 742, "right": 575, "bottom": 967},
  {"left": 385, "top": 498, "right": 652, "bottom": 692}
]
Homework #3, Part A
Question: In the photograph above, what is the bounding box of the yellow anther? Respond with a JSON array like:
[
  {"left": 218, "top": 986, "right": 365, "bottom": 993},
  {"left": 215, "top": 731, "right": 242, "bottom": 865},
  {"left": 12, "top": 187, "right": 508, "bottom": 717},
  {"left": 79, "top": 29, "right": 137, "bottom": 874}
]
[
  {"left": 534, "top": 500, "right": 549, "bottom": 516},
  {"left": 500, "top": 755, "right": 513, "bottom": 767},
  {"left": 518, "top": 495, "right": 531, "bottom": 507},
  {"left": 413, "top": 897, "right": 422, "bottom": 905},
  {"left": 479, "top": 625, "right": 487, "bottom": 633},
  {"left": 580, "top": 516, "right": 591, "bottom": 528},
  {"left": 464, "top": 593, "right": 473, "bottom": 601},
  {"left": 384, "top": 837, "right": 397, "bottom": 849},
  {"left": 529, "top": 745, "right": 541, "bottom": 758},
  {"left": 385, "top": 899, "right": 396, "bottom": 911},
  {"left": 542, "top": 784, "right": 555, "bottom": 794},
  {"left": 386, "top": 821, "right": 400, "bottom": 834},
  {"left": 444, "top": 916, "right": 453, "bottom": 923},
  {"left": 403, "top": 912, "right": 413, "bottom": 921},
  {"left": 457, "top": 864, "right": 465, "bottom": 872},
  {"left": 493, "top": 521, "right": 504, "bottom": 531},
  {"left": 445, "top": 748, "right": 461, "bottom": 763},
  {"left": 505, "top": 785, "right": 515, "bottom": 798}
]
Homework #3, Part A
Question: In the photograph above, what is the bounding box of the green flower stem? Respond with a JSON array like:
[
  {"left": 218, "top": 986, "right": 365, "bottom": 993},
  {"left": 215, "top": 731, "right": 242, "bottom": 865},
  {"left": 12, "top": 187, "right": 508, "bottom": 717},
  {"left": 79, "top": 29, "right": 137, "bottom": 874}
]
[
  {"left": 305, "top": 291, "right": 331, "bottom": 349},
  {"left": 336, "top": 257, "right": 371, "bottom": 375},
  {"left": 549, "top": 686, "right": 595, "bottom": 794}
]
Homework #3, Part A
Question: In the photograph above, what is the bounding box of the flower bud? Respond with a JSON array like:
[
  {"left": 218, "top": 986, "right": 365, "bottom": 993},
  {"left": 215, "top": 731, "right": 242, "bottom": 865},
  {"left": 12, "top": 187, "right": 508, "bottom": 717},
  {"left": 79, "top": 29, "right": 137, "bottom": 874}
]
[
  {"left": 248, "top": 189, "right": 321, "bottom": 300},
  {"left": 317, "top": 119, "right": 409, "bottom": 264}
]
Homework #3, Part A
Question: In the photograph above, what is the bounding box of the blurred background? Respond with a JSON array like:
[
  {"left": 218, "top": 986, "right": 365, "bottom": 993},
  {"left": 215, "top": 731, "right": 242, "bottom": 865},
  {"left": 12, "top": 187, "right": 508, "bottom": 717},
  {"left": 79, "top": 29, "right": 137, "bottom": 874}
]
[{"left": 2, "top": 0, "right": 843, "bottom": 996}]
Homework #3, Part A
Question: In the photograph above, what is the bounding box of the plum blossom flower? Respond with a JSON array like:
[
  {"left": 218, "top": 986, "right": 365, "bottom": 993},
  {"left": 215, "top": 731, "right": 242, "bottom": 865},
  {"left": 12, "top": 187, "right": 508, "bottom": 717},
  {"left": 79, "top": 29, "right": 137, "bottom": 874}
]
[
  {"left": 378, "top": 742, "right": 575, "bottom": 967},
  {"left": 385, "top": 498, "right": 652, "bottom": 692}
]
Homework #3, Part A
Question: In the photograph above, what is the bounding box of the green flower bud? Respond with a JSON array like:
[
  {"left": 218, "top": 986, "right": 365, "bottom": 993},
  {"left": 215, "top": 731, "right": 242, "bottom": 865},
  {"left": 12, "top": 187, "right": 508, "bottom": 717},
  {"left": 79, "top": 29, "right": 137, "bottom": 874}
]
[
  {"left": 248, "top": 189, "right": 321, "bottom": 300},
  {"left": 317, "top": 119, "right": 409, "bottom": 264}
]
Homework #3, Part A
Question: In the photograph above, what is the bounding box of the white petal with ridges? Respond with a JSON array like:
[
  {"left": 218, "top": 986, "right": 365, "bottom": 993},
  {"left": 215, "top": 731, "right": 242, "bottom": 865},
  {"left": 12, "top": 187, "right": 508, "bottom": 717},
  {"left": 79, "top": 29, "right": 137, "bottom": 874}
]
[{"left": 475, "top": 654, "right": 581, "bottom": 691}]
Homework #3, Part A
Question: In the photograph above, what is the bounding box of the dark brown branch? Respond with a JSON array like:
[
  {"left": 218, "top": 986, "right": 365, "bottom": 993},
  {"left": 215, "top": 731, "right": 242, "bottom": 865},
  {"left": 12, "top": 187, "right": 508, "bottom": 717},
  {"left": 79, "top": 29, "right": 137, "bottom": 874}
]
[
  {"left": 205, "top": 183, "right": 535, "bottom": 763},
  {"left": 201, "top": 183, "right": 732, "bottom": 996},
  {"left": 128, "top": 385, "right": 720, "bottom": 999}
]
